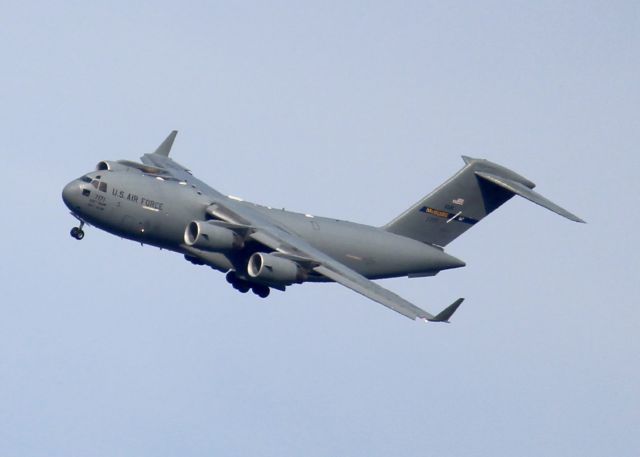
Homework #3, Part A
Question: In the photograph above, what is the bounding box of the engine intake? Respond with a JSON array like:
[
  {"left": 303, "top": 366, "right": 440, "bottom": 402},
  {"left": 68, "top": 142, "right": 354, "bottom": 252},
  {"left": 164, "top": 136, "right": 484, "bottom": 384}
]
[
  {"left": 96, "top": 160, "right": 165, "bottom": 174},
  {"left": 247, "top": 252, "right": 306, "bottom": 285},
  {"left": 184, "top": 221, "right": 244, "bottom": 251},
  {"left": 96, "top": 160, "right": 130, "bottom": 172}
]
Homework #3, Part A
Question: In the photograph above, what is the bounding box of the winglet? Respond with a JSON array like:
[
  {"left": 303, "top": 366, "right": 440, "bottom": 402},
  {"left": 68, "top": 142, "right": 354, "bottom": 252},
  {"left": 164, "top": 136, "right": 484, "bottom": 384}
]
[
  {"left": 153, "top": 130, "right": 178, "bottom": 157},
  {"left": 427, "top": 298, "right": 464, "bottom": 323}
]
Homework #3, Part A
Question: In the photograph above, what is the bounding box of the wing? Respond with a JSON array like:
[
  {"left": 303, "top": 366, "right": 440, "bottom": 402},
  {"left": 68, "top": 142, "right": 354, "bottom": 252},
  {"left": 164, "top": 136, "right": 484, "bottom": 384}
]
[
  {"left": 142, "top": 132, "right": 464, "bottom": 321},
  {"left": 215, "top": 202, "right": 464, "bottom": 322}
]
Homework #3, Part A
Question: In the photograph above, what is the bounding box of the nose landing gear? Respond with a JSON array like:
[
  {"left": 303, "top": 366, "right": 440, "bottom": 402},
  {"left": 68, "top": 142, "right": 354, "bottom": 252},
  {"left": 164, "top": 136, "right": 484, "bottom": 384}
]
[{"left": 70, "top": 221, "right": 85, "bottom": 240}]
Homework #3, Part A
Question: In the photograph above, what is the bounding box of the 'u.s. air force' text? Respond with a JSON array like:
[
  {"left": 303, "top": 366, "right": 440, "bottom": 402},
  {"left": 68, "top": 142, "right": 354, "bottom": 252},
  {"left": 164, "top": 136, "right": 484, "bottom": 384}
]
[{"left": 112, "top": 188, "right": 164, "bottom": 211}]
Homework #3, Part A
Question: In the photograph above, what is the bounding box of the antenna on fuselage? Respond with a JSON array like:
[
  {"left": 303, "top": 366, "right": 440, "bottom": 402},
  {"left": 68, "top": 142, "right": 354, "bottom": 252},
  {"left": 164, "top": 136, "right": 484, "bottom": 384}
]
[{"left": 152, "top": 130, "right": 178, "bottom": 157}]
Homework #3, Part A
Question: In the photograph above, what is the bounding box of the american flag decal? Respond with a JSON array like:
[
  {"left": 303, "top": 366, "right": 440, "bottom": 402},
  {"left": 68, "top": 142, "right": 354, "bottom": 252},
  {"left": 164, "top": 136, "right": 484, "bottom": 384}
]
[{"left": 452, "top": 198, "right": 465, "bottom": 205}]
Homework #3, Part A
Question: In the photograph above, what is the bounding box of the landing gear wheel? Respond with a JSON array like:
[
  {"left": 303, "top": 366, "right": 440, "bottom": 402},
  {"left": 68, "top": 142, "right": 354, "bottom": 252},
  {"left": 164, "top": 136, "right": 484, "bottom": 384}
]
[
  {"left": 227, "top": 272, "right": 254, "bottom": 294},
  {"left": 236, "top": 283, "right": 250, "bottom": 293},
  {"left": 70, "top": 227, "right": 85, "bottom": 240},
  {"left": 70, "top": 220, "right": 86, "bottom": 240},
  {"left": 252, "top": 285, "right": 270, "bottom": 298}
]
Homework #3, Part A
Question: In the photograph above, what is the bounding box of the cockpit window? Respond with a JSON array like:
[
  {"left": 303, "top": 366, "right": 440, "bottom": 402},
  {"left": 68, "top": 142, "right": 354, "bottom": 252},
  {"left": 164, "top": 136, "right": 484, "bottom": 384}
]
[
  {"left": 80, "top": 176, "right": 92, "bottom": 183},
  {"left": 91, "top": 180, "right": 99, "bottom": 189},
  {"left": 99, "top": 182, "right": 107, "bottom": 192}
]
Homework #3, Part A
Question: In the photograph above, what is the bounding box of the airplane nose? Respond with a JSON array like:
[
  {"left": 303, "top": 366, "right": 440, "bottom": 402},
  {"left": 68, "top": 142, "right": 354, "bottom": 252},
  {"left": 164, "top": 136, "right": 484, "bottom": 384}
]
[{"left": 62, "top": 181, "right": 79, "bottom": 209}]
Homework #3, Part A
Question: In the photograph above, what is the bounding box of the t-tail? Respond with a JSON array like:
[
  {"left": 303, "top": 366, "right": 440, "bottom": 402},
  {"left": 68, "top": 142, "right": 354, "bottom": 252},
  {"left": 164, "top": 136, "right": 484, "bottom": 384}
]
[{"left": 384, "top": 156, "right": 585, "bottom": 247}]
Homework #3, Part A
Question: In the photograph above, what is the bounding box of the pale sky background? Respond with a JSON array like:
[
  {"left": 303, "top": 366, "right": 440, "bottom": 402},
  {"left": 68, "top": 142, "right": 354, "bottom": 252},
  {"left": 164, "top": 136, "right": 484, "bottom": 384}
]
[{"left": 1, "top": 1, "right": 638, "bottom": 456}]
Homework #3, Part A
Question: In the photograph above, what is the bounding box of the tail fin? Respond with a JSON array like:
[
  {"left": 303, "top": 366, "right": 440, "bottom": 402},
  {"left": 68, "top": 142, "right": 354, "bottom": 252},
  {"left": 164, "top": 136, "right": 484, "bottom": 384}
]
[{"left": 384, "top": 157, "right": 584, "bottom": 247}]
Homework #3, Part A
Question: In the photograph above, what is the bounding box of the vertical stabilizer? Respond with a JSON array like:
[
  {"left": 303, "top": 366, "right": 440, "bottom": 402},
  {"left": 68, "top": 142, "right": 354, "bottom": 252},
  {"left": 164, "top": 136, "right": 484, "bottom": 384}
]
[{"left": 384, "top": 157, "right": 583, "bottom": 247}]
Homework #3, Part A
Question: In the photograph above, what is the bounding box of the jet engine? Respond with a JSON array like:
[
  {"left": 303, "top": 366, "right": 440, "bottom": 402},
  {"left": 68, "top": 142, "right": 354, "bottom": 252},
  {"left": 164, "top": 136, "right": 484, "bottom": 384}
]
[
  {"left": 247, "top": 252, "right": 306, "bottom": 285},
  {"left": 184, "top": 221, "right": 244, "bottom": 251},
  {"left": 96, "top": 160, "right": 131, "bottom": 172}
]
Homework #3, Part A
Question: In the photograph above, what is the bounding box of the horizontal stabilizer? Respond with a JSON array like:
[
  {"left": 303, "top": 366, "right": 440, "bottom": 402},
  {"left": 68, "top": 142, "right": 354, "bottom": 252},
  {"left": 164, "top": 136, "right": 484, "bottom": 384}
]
[
  {"left": 475, "top": 171, "right": 585, "bottom": 223},
  {"left": 427, "top": 298, "right": 464, "bottom": 323}
]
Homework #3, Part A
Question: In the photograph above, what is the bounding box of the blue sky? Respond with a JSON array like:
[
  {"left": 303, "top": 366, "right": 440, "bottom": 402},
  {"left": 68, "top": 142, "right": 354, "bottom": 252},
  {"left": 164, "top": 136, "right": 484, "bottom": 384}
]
[{"left": 1, "top": 1, "right": 638, "bottom": 456}]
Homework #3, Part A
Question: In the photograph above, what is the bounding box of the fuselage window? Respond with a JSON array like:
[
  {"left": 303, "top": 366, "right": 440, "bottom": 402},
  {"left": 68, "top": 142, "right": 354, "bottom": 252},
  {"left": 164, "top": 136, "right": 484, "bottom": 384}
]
[{"left": 99, "top": 182, "right": 107, "bottom": 192}]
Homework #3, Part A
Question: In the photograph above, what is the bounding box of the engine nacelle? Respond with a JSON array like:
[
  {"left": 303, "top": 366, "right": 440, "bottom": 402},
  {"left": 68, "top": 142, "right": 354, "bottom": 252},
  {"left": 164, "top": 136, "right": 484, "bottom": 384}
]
[
  {"left": 96, "top": 160, "right": 131, "bottom": 172},
  {"left": 247, "top": 252, "right": 306, "bottom": 285},
  {"left": 184, "top": 221, "right": 244, "bottom": 251},
  {"left": 96, "top": 160, "right": 165, "bottom": 175}
]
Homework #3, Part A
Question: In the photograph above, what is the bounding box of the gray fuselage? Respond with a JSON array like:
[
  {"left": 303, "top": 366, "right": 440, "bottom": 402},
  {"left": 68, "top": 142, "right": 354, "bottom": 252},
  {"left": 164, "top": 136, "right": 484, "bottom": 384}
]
[{"left": 62, "top": 168, "right": 465, "bottom": 283}]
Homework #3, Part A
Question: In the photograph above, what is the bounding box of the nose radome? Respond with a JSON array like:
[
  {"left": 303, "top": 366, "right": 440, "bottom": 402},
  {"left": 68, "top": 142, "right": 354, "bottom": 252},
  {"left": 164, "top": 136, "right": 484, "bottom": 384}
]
[{"left": 62, "top": 181, "right": 78, "bottom": 209}]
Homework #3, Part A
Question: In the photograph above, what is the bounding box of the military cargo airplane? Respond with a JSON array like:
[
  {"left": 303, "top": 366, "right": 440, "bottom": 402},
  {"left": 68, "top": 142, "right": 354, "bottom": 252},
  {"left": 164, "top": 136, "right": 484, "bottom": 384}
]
[{"left": 62, "top": 131, "right": 584, "bottom": 322}]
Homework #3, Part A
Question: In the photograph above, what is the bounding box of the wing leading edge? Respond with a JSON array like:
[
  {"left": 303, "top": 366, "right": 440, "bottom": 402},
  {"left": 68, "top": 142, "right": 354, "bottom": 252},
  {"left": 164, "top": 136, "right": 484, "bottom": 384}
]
[{"left": 142, "top": 131, "right": 464, "bottom": 322}]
